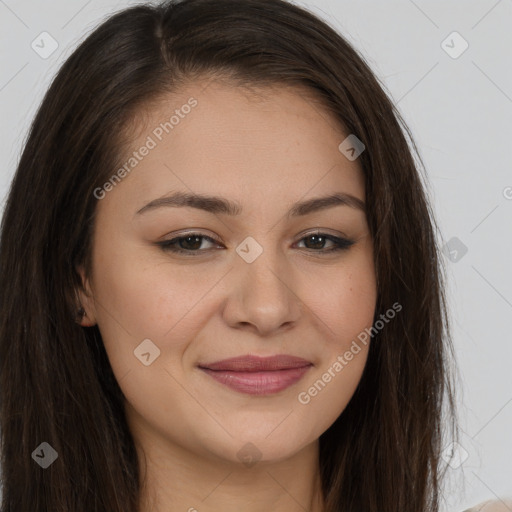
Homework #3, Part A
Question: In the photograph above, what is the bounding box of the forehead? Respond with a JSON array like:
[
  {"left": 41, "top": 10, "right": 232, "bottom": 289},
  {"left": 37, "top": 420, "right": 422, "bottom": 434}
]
[{"left": 98, "top": 80, "right": 365, "bottom": 219}]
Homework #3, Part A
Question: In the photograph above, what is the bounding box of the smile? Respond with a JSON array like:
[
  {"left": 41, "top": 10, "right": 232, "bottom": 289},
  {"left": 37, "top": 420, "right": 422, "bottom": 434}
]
[{"left": 198, "top": 355, "right": 313, "bottom": 395}]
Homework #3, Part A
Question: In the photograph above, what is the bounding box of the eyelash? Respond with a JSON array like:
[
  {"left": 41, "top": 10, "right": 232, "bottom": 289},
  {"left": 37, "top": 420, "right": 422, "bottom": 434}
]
[{"left": 156, "top": 232, "right": 355, "bottom": 256}]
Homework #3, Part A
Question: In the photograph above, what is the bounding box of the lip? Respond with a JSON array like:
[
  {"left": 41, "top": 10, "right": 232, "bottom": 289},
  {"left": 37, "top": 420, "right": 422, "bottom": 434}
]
[{"left": 198, "top": 355, "right": 313, "bottom": 395}]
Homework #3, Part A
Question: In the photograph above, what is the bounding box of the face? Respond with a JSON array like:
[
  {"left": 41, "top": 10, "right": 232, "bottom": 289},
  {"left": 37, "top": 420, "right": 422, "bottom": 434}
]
[{"left": 78, "top": 80, "right": 377, "bottom": 467}]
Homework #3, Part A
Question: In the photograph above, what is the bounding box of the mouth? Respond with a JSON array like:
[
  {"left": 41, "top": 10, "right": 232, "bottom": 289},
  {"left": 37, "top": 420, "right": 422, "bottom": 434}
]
[{"left": 198, "top": 355, "right": 313, "bottom": 395}]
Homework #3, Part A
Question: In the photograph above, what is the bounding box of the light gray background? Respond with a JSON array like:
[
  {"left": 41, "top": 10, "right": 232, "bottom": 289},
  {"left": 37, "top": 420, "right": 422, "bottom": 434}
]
[{"left": 0, "top": 1, "right": 511, "bottom": 510}]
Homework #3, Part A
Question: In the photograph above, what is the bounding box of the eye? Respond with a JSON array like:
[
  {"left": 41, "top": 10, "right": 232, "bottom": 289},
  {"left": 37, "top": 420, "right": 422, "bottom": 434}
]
[
  {"left": 294, "top": 232, "right": 355, "bottom": 252},
  {"left": 156, "top": 231, "right": 355, "bottom": 256},
  {"left": 156, "top": 233, "right": 222, "bottom": 255}
]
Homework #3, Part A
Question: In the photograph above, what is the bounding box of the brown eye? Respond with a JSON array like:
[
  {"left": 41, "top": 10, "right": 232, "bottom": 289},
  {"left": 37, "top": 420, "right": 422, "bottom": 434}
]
[
  {"left": 295, "top": 233, "right": 355, "bottom": 252},
  {"left": 177, "top": 235, "right": 203, "bottom": 251},
  {"left": 157, "top": 234, "right": 221, "bottom": 255},
  {"left": 302, "top": 234, "right": 328, "bottom": 249}
]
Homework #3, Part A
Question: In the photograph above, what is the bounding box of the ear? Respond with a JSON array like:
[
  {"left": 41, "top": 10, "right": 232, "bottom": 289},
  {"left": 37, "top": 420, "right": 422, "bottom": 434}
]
[{"left": 75, "top": 264, "right": 97, "bottom": 327}]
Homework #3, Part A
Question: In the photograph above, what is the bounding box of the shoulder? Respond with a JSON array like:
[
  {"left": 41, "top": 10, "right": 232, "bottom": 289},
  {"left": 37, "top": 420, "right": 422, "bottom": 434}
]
[{"left": 462, "top": 499, "right": 512, "bottom": 511}]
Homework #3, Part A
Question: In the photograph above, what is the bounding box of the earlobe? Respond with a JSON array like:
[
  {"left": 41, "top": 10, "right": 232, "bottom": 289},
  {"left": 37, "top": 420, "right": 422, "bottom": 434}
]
[
  {"left": 75, "top": 304, "right": 96, "bottom": 327},
  {"left": 75, "top": 264, "right": 97, "bottom": 327}
]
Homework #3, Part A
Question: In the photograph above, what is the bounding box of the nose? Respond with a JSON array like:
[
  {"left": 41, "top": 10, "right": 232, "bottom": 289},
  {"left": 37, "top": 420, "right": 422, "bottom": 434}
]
[{"left": 221, "top": 246, "right": 302, "bottom": 337}]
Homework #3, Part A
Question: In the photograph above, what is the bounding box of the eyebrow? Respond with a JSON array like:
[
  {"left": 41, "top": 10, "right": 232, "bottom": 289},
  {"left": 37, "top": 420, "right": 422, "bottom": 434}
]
[{"left": 135, "top": 191, "right": 365, "bottom": 217}]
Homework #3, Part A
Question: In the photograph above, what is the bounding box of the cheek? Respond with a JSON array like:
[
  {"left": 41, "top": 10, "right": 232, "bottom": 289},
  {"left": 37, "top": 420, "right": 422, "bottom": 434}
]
[
  {"left": 294, "top": 344, "right": 369, "bottom": 443},
  {"left": 292, "top": 249, "right": 376, "bottom": 431},
  {"left": 306, "top": 248, "right": 377, "bottom": 346},
  {"left": 92, "top": 242, "right": 213, "bottom": 337},
  {"left": 90, "top": 241, "right": 228, "bottom": 389}
]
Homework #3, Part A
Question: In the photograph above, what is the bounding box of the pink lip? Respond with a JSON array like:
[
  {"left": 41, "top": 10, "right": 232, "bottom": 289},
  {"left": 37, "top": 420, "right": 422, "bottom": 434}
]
[{"left": 198, "top": 355, "right": 312, "bottom": 395}]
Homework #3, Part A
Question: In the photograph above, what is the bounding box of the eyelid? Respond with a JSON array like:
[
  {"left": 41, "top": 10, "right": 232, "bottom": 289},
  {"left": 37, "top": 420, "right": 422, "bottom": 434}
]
[
  {"left": 156, "top": 232, "right": 223, "bottom": 254},
  {"left": 156, "top": 229, "right": 355, "bottom": 256},
  {"left": 295, "top": 227, "right": 349, "bottom": 239},
  {"left": 157, "top": 228, "right": 220, "bottom": 242},
  {"left": 158, "top": 228, "right": 349, "bottom": 245}
]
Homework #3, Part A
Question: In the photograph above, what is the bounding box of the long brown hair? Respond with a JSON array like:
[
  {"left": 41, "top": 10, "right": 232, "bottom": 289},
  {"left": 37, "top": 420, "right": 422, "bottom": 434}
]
[{"left": 0, "top": 0, "right": 457, "bottom": 510}]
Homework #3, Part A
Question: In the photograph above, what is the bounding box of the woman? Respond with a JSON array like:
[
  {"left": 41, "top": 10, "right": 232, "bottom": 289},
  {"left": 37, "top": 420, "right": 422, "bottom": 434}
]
[{"left": 0, "top": 0, "right": 467, "bottom": 510}]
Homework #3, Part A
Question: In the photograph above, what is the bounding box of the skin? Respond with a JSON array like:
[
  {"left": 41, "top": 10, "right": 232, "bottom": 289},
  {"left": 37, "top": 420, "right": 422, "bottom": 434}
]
[{"left": 77, "top": 79, "right": 377, "bottom": 512}]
